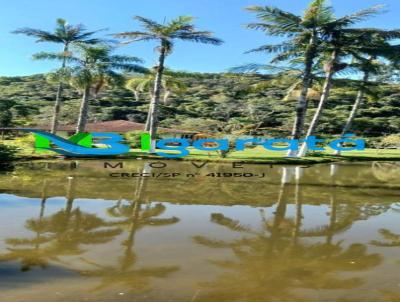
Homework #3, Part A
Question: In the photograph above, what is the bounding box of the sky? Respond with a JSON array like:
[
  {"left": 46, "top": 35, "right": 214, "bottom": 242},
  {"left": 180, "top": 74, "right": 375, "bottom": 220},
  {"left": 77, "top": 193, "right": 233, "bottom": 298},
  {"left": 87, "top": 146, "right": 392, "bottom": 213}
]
[{"left": 0, "top": 0, "right": 399, "bottom": 76}]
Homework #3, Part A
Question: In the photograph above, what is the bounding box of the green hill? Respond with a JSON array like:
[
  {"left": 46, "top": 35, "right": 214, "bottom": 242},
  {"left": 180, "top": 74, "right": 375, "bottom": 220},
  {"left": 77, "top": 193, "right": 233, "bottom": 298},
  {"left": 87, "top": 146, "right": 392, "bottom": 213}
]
[{"left": 1, "top": 72, "right": 399, "bottom": 137}]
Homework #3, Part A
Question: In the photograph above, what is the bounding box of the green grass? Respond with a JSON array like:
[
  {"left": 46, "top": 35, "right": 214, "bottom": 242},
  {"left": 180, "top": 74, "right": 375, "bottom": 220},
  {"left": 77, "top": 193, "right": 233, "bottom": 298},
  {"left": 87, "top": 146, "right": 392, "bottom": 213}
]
[
  {"left": 3, "top": 138, "right": 400, "bottom": 164},
  {"left": 2, "top": 137, "right": 55, "bottom": 160},
  {"left": 127, "top": 146, "right": 400, "bottom": 164}
]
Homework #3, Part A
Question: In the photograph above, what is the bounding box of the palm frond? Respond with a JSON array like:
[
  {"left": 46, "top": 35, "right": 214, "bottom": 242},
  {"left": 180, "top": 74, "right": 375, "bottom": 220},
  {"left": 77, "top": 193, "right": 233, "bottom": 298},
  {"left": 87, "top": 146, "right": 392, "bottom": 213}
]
[
  {"left": 133, "top": 16, "right": 163, "bottom": 32},
  {"left": 270, "top": 50, "right": 302, "bottom": 63},
  {"left": 12, "top": 28, "right": 63, "bottom": 43},
  {"left": 32, "top": 51, "right": 79, "bottom": 63},
  {"left": 245, "top": 43, "right": 295, "bottom": 54},
  {"left": 302, "top": 0, "right": 334, "bottom": 26},
  {"left": 246, "top": 5, "right": 302, "bottom": 34},
  {"left": 343, "top": 28, "right": 400, "bottom": 40},
  {"left": 13, "top": 19, "right": 104, "bottom": 46},
  {"left": 193, "top": 235, "right": 233, "bottom": 248},
  {"left": 210, "top": 213, "right": 252, "bottom": 233},
  {"left": 327, "top": 5, "right": 386, "bottom": 29},
  {"left": 173, "top": 31, "right": 223, "bottom": 45},
  {"left": 168, "top": 15, "right": 195, "bottom": 31},
  {"left": 113, "top": 31, "right": 157, "bottom": 40},
  {"left": 73, "top": 33, "right": 106, "bottom": 45},
  {"left": 246, "top": 22, "right": 274, "bottom": 31},
  {"left": 113, "top": 64, "right": 148, "bottom": 73},
  {"left": 109, "top": 55, "right": 144, "bottom": 64},
  {"left": 229, "top": 63, "right": 292, "bottom": 73}
]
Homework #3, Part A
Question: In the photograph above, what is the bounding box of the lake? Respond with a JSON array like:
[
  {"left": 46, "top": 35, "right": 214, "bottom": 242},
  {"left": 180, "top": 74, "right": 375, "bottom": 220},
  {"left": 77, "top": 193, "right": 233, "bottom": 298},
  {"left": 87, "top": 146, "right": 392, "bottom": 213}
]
[{"left": 0, "top": 160, "right": 400, "bottom": 302}]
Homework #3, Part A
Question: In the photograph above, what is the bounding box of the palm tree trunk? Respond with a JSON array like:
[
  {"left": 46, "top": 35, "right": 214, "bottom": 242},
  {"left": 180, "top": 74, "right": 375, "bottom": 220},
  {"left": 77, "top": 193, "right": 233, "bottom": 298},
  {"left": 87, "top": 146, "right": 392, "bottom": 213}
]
[
  {"left": 163, "top": 90, "right": 171, "bottom": 104},
  {"left": 326, "top": 165, "right": 338, "bottom": 245},
  {"left": 334, "top": 71, "right": 370, "bottom": 155},
  {"left": 297, "top": 49, "right": 339, "bottom": 157},
  {"left": 326, "top": 196, "right": 337, "bottom": 245},
  {"left": 270, "top": 167, "right": 292, "bottom": 249},
  {"left": 76, "top": 86, "right": 91, "bottom": 133},
  {"left": 40, "top": 180, "right": 48, "bottom": 219},
  {"left": 63, "top": 176, "right": 76, "bottom": 231},
  {"left": 287, "top": 32, "right": 317, "bottom": 157},
  {"left": 51, "top": 44, "right": 68, "bottom": 134},
  {"left": 144, "top": 91, "right": 154, "bottom": 132},
  {"left": 133, "top": 90, "right": 140, "bottom": 102},
  {"left": 291, "top": 168, "right": 302, "bottom": 245},
  {"left": 144, "top": 111, "right": 151, "bottom": 131},
  {"left": 147, "top": 46, "right": 166, "bottom": 152}
]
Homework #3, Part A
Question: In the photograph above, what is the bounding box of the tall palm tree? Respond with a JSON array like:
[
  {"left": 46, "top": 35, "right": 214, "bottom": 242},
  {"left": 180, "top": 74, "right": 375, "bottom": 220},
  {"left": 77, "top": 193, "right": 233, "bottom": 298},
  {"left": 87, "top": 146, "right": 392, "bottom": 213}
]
[
  {"left": 13, "top": 19, "right": 102, "bottom": 133},
  {"left": 333, "top": 56, "right": 376, "bottom": 156},
  {"left": 246, "top": 0, "right": 335, "bottom": 156},
  {"left": 297, "top": 5, "right": 394, "bottom": 157},
  {"left": 33, "top": 45, "right": 146, "bottom": 133},
  {"left": 334, "top": 36, "right": 400, "bottom": 155},
  {"left": 114, "top": 16, "right": 223, "bottom": 151}
]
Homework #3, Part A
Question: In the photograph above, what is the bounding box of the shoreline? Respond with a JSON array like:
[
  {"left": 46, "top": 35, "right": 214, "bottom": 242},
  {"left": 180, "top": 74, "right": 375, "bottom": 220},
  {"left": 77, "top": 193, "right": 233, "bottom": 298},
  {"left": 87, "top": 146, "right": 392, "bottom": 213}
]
[{"left": 8, "top": 152, "right": 400, "bottom": 166}]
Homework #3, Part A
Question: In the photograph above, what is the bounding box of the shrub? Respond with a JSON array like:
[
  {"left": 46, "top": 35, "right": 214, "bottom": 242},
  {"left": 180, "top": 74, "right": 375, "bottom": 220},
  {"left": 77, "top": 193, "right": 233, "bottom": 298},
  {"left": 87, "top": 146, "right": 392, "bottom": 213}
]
[
  {"left": 125, "top": 131, "right": 143, "bottom": 148},
  {"left": 380, "top": 135, "right": 400, "bottom": 149},
  {"left": 0, "top": 144, "right": 17, "bottom": 162}
]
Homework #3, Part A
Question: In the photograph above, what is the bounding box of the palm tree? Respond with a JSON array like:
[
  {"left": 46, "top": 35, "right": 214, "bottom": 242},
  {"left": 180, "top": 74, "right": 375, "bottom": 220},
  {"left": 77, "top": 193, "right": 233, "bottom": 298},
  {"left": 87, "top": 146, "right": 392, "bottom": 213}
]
[
  {"left": 13, "top": 19, "right": 102, "bottom": 133},
  {"left": 126, "top": 68, "right": 187, "bottom": 127},
  {"left": 333, "top": 56, "right": 376, "bottom": 156},
  {"left": 334, "top": 36, "right": 400, "bottom": 155},
  {"left": 246, "top": 0, "right": 334, "bottom": 156},
  {"left": 297, "top": 5, "right": 394, "bottom": 157},
  {"left": 114, "top": 16, "right": 223, "bottom": 151},
  {"left": 33, "top": 45, "right": 146, "bottom": 133},
  {"left": 126, "top": 77, "right": 143, "bottom": 102},
  {"left": 127, "top": 68, "right": 187, "bottom": 104},
  {"left": 72, "top": 45, "right": 147, "bottom": 133}
]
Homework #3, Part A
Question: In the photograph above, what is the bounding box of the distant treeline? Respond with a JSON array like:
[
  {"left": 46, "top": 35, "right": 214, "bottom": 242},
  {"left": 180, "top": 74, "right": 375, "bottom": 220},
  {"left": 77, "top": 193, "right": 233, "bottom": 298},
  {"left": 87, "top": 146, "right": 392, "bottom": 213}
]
[{"left": 1, "top": 72, "right": 399, "bottom": 138}]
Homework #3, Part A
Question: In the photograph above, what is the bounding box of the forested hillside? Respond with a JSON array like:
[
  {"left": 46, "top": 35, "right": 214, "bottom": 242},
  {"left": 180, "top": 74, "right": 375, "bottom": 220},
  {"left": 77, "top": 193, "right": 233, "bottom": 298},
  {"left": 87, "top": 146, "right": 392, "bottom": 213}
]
[{"left": 1, "top": 72, "right": 399, "bottom": 137}]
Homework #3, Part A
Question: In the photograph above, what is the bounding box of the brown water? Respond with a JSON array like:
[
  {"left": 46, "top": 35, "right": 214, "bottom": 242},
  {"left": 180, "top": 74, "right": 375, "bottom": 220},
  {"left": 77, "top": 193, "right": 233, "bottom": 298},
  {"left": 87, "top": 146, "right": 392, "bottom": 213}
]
[{"left": 0, "top": 160, "right": 400, "bottom": 302}]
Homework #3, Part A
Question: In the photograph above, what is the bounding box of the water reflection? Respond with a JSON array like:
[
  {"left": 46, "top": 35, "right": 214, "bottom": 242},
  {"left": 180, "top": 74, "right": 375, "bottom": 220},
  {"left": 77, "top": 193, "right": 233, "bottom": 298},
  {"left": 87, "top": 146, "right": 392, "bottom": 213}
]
[
  {"left": 0, "top": 176, "right": 122, "bottom": 272},
  {"left": 0, "top": 161, "right": 399, "bottom": 301},
  {"left": 78, "top": 166, "right": 180, "bottom": 292},
  {"left": 193, "top": 167, "right": 382, "bottom": 302}
]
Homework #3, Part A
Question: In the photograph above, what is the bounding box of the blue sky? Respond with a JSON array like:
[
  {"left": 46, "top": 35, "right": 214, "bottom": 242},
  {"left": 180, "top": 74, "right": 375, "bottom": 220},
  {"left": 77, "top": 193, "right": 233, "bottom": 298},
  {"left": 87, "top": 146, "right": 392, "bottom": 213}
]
[{"left": 0, "top": 0, "right": 399, "bottom": 76}]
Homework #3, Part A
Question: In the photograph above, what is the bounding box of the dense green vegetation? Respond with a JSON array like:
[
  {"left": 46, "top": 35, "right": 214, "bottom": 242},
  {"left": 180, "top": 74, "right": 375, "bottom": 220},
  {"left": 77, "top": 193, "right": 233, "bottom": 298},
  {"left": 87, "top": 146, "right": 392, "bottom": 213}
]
[
  {"left": 0, "top": 143, "right": 17, "bottom": 163},
  {"left": 1, "top": 72, "right": 399, "bottom": 139}
]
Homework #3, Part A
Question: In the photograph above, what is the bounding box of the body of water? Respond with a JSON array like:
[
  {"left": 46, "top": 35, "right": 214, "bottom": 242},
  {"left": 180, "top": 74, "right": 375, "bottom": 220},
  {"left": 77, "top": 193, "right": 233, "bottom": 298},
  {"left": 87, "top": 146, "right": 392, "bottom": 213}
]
[{"left": 0, "top": 160, "right": 399, "bottom": 302}]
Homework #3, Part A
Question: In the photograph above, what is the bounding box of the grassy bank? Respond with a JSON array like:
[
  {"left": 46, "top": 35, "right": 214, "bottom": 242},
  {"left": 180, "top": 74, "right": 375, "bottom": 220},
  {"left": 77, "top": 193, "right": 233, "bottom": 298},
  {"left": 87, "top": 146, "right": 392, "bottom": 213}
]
[
  {"left": 4, "top": 137, "right": 400, "bottom": 165},
  {"left": 127, "top": 147, "right": 400, "bottom": 164}
]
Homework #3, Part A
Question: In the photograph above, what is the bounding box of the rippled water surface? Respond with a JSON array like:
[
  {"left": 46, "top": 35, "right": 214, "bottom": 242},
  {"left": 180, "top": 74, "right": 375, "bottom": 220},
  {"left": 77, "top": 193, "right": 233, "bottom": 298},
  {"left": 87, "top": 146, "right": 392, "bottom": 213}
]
[{"left": 0, "top": 160, "right": 400, "bottom": 302}]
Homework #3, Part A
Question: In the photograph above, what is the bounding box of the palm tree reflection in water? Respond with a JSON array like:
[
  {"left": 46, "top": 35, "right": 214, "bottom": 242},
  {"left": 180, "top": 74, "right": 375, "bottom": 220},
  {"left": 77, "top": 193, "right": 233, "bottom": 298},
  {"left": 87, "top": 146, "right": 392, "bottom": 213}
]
[
  {"left": 0, "top": 165, "right": 180, "bottom": 294},
  {"left": 0, "top": 176, "right": 122, "bottom": 271},
  {"left": 2, "top": 163, "right": 400, "bottom": 299},
  {"left": 77, "top": 164, "right": 180, "bottom": 292},
  {"left": 193, "top": 166, "right": 383, "bottom": 302}
]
